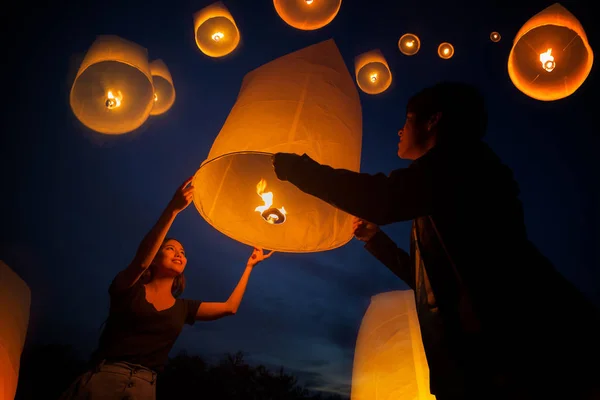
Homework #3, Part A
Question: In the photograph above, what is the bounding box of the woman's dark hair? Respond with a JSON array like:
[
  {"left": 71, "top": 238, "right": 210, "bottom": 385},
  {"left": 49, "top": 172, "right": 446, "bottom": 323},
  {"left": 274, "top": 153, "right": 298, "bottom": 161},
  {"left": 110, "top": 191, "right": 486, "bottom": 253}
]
[
  {"left": 407, "top": 82, "right": 487, "bottom": 142},
  {"left": 140, "top": 237, "right": 187, "bottom": 298}
]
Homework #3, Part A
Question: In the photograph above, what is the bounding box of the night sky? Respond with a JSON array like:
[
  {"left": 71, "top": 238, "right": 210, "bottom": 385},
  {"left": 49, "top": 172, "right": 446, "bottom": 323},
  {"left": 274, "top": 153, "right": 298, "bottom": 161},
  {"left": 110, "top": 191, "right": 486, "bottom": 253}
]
[{"left": 2, "top": 0, "right": 598, "bottom": 396}]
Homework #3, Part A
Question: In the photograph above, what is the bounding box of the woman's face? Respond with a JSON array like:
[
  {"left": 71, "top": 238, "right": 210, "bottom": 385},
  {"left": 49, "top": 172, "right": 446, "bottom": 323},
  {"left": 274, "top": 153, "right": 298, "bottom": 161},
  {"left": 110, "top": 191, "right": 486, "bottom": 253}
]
[{"left": 153, "top": 239, "right": 187, "bottom": 276}]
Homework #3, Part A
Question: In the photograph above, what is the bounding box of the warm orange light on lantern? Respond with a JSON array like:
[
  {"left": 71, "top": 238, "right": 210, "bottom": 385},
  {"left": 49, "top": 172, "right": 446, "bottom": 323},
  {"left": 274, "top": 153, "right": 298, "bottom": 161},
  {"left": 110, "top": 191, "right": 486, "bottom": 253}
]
[
  {"left": 398, "top": 33, "right": 420, "bottom": 56},
  {"left": 437, "top": 42, "right": 454, "bottom": 59},
  {"left": 490, "top": 31, "right": 501, "bottom": 42},
  {"left": 273, "top": 0, "right": 342, "bottom": 30},
  {"left": 355, "top": 49, "right": 392, "bottom": 95},
  {"left": 508, "top": 3, "right": 594, "bottom": 101},
  {"left": 194, "top": 1, "right": 240, "bottom": 58},
  {"left": 70, "top": 35, "right": 154, "bottom": 135},
  {"left": 149, "top": 59, "right": 176, "bottom": 116}
]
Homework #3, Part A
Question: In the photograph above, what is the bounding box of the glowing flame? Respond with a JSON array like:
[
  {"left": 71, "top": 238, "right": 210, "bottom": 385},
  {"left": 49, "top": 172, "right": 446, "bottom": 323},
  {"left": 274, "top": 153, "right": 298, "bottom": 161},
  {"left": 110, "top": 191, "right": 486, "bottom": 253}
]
[
  {"left": 540, "top": 48, "right": 555, "bottom": 72},
  {"left": 212, "top": 32, "right": 224, "bottom": 41},
  {"left": 305, "top": 0, "right": 314, "bottom": 4},
  {"left": 153, "top": 93, "right": 158, "bottom": 102},
  {"left": 370, "top": 73, "right": 378, "bottom": 83},
  {"left": 406, "top": 40, "right": 414, "bottom": 48},
  {"left": 105, "top": 90, "right": 123, "bottom": 109},
  {"left": 443, "top": 48, "right": 449, "bottom": 55},
  {"left": 255, "top": 179, "right": 287, "bottom": 225}
]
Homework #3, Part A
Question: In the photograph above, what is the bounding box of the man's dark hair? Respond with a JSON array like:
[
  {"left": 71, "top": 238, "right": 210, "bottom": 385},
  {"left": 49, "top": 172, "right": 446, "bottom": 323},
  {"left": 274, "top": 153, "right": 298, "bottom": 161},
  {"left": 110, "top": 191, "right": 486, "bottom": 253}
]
[{"left": 407, "top": 82, "right": 488, "bottom": 142}]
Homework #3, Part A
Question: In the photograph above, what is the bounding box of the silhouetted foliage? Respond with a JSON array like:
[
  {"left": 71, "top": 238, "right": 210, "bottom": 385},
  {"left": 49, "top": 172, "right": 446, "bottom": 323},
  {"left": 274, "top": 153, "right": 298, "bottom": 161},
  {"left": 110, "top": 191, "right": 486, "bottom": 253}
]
[{"left": 15, "top": 345, "right": 348, "bottom": 400}]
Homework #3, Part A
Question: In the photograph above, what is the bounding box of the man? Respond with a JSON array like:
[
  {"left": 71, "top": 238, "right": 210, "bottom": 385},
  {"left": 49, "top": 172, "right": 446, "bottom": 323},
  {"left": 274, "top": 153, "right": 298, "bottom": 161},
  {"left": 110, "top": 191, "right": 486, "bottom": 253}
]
[{"left": 272, "top": 82, "right": 600, "bottom": 399}]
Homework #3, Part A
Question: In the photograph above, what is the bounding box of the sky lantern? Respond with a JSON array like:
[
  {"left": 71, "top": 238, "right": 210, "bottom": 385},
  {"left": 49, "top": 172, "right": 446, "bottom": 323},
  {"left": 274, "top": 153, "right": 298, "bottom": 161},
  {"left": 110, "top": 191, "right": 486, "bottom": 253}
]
[
  {"left": 273, "top": 0, "right": 342, "bottom": 30},
  {"left": 437, "top": 42, "right": 454, "bottom": 59},
  {"left": 149, "top": 59, "right": 176, "bottom": 116},
  {"left": 490, "top": 31, "right": 501, "bottom": 42},
  {"left": 508, "top": 3, "right": 594, "bottom": 101},
  {"left": 192, "top": 39, "right": 362, "bottom": 253},
  {"left": 355, "top": 49, "right": 392, "bottom": 95},
  {"left": 194, "top": 1, "right": 240, "bottom": 58},
  {"left": 398, "top": 33, "right": 421, "bottom": 56},
  {"left": 70, "top": 35, "right": 155, "bottom": 135},
  {"left": 351, "top": 290, "right": 434, "bottom": 400},
  {"left": 0, "top": 261, "right": 31, "bottom": 400}
]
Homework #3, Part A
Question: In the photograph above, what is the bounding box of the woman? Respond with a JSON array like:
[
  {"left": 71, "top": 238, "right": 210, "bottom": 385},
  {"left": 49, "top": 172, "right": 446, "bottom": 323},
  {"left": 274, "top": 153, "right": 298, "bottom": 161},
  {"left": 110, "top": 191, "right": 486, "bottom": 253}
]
[{"left": 60, "top": 177, "right": 274, "bottom": 399}]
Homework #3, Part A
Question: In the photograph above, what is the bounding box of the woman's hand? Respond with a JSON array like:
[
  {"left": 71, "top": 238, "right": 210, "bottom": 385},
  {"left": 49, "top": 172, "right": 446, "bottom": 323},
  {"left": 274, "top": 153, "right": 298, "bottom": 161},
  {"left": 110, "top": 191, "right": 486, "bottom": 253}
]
[
  {"left": 168, "top": 177, "right": 195, "bottom": 214},
  {"left": 247, "top": 247, "right": 275, "bottom": 268},
  {"left": 352, "top": 216, "right": 380, "bottom": 242}
]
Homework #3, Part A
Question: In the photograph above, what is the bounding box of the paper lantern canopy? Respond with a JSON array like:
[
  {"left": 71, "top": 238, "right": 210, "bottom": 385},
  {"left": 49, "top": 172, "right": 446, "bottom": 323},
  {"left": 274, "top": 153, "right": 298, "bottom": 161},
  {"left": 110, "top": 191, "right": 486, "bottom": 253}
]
[
  {"left": 192, "top": 39, "right": 362, "bottom": 253},
  {"left": 194, "top": 1, "right": 240, "bottom": 58},
  {"left": 0, "top": 261, "right": 31, "bottom": 400},
  {"left": 437, "top": 42, "right": 454, "bottom": 59},
  {"left": 508, "top": 3, "right": 594, "bottom": 101},
  {"left": 398, "top": 33, "right": 421, "bottom": 56},
  {"left": 355, "top": 50, "right": 392, "bottom": 95},
  {"left": 273, "top": 0, "right": 342, "bottom": 30},
  {"left": 70, "top": 35, "right": 155, "bottom": 135},
  {"left": 352, "top": 290, "right": 434, "bottom": 400},
  {"left": 490, "top": 31, "right": 501, "bottom": 42},
  {"left": 149, "top": 60, "right": 176, "bottom": 116}
]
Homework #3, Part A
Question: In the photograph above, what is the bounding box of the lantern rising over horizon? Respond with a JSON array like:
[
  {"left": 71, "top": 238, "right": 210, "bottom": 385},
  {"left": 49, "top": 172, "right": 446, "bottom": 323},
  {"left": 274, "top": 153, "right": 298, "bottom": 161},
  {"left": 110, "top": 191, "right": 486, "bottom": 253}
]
[
  {"left": 192, "top": 39, "right": 362, "bottom": 252},
  {"left": 355, "top": 49, "right": 392, "bottom": 95},
  {"left": 194, "top": 1, "right": 240, "bottom": 58},
  {"left": 437, "top": 42, "right": 454, "bottom": 59},
  {"left": 273, "top": 0, "right": 342, "bottom": 30},
  {"left": 398, "top": 33, "right": 421, "bottom": 56},
  {"left": 149, "top": 59, "right": 176, "bottom": 116},
  {"left": 69, "top": 35, "right": 155, "bottom": 135},
  {"left": 508, "top": 3, "right": 593, "bottom": 101}
]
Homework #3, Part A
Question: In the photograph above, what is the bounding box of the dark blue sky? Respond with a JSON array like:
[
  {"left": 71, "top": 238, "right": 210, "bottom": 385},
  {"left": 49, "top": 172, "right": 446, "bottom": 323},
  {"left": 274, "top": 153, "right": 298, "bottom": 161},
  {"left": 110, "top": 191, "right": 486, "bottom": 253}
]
[{"left": 2, "top": 0, "right": 597, "bottom": 396}]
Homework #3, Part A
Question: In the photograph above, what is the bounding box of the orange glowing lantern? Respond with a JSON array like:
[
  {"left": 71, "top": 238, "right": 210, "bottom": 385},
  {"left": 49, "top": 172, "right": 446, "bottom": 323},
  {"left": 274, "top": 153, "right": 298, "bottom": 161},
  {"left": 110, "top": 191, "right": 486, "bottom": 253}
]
[
  {"left": 352, "top": 290, "right": 434, "bottom": 400},
  {"left": 398, "top": 33, "right": 421, "bottom": 56},
  {"left": 490, "top": 31, "right": 501, "bottom": 42},
  {"left": 149, "top": 60, "right": 176, "bottom": 116},
  {"left": 0, "top": 261, "right": 31, "bottom": 400},
  {"left": 273, "top": 0, "right": 342, "bottom": 30},
  {"left": 437, "top": 42, "right": 454, "bottom": 59},
  {"left": 508, "top": 3, "right": 593, "bottom": 101},
  {"left": 192, "top": 39, "right": 362, "bottom": 252},
  {"left": 194, "top": 1, "right": 240, "bottom": 58},
  {"left": 70, "top": 35, "right": 155, "bottom": 135},
  {"left": 355, "top": 50, "right": 392, "bottom": 95}
]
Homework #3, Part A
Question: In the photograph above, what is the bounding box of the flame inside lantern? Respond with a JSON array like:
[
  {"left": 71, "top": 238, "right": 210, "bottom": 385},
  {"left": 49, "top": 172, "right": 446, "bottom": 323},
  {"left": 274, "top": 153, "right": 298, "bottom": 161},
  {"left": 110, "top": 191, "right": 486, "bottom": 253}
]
[
  {"left": 212, "top": 31, "right": 224, "bottom": 41},
  {"left": 105, "top": 90, "right": 123, "bottom": 109},
  {"left": 370, "top": 73, "right": 378, "bottom": 83},
  {"left": 255, "top": 179, "right": 287, "bottom": 225},
  {"left": 540, "top": 48, "right": 555, "bottom": 72},
  {"left": 305, "top": 0, "right": 314, "bottom": 4}
]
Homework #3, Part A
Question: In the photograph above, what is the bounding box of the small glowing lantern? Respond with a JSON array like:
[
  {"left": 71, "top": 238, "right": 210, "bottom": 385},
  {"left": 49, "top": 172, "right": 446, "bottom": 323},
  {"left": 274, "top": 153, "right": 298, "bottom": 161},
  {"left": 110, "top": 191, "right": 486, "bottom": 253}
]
[
  {"left": 273, "top": 0, "right": 342, "bottom": 30},
  {"left": 508, "top": 3, "right": 593, "bottom": 101},
  {"left": 192, "top": 39, "right": 362, "bottom": 252},
  {"left": 0, "top": 261, "right": 31, "bottom": 400},
  {"left": 149, "top": 59, "right": 176, "bottom": 116},
  {"left": 352, "top": 290, "right": 434, "bottom": 400},
  {"left": 398, "top": 33, "right": 421, "bottom": 56},
  {"left": 437, "top": 42, "right": 454, "bottom": 59},
  {"left": 69, "top": 35, "right": 155, "bottom": 135},
  {"left": 194, "top": 1, "right": 240, "bottom": 58},
  {"left": 355, "top": 49, "right": 392, "bottom": 95},
  {"left": 490, "top": 31, "right": 501, "bottom": 42}
]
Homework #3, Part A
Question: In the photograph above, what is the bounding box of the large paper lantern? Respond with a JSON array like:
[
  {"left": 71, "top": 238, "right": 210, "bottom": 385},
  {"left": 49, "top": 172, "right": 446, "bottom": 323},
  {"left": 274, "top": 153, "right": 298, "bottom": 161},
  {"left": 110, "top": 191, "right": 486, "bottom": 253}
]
[
  {"left": 398, "top": 33, "right": 420, "bottom": 56},
  {"left": 508, "top": 3, "right": 593, "bottom": 101},
  {"left": 437, "top": 42, "right": 454, "bottom": 59},
  {"left": 355, "top": 50, "right": 392, "bottom": 95},
  {"left": 194, "top": 1, "right": 240, "bottom": 58},
  {"left": 192, "top": 39, "right": 362, "bottom": 253},
  {"left": 149, "top": 60, "right": 176, "bottom": 116},
  {"left": 70, "top": 35, "right": 155, "bottom": 135},
  {"left": 0, "top": 261, "right": 31, "bottom": 400},
  {"left": 273, "top": 0, "right": 342, "bottom": 31},
  {"left": 352, "top": 290, "right": 434, "bottom": 400}
]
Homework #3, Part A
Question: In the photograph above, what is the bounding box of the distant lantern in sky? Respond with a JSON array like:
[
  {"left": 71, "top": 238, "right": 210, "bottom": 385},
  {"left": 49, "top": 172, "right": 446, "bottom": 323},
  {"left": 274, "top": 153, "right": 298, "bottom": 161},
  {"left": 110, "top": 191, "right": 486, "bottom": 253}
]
[
  {"left": 437, "top": 42, "right": 454, "bottom": 59},
  {"left": 69, "top": 35, "right": 155, "bottom": 135},
  {"left": 194, "top": 1, "right": 240, "bottom": 58},
  {"left": 355, "top": 49, "right": 392, "bottom": 95},
  {"left": 490, "top": 31, "right": 501, "bottom": 42},
  {"left": 398, "top": 33, "right": 421, "bottom": 56},
  {"left": 149, "top": 59, "right": 176, "bottom": 116},
  {"left": 273, "top": 0, "right": 342, "bottom": 30},
  {"left": 0, "top": 261, "right": 31, "bottom": 400},
  {"left": 352, "top": 291, "right": 435, "bottom": 400},
  {"left": 508, "top": 3, "right": 594, "bottom": 101},
  {"left": 192, "top": 39, "right": 362, "bottom": 252}
]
